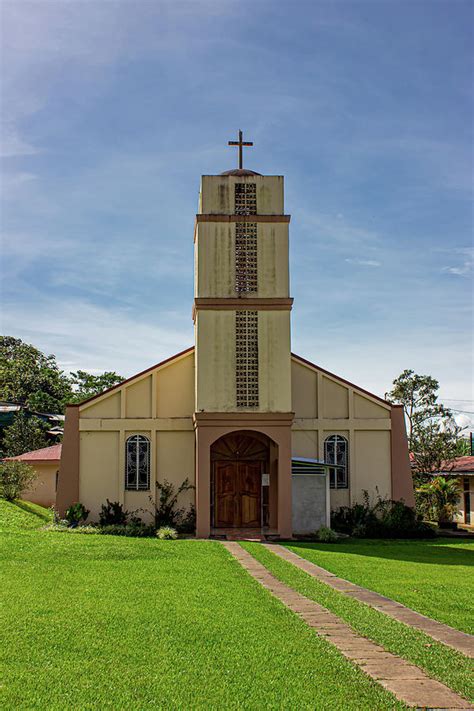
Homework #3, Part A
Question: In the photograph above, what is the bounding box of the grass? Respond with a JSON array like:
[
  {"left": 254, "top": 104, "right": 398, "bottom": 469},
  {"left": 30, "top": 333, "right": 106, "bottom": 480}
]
[
  {"left": 242, "top": 542, "right": 474, "bottom": 703},
  {"left": 0, "top": 500, "right": 406, "bottom": 710},
  {"left": 0, "top": 499, "right": 53, "bottom": 531},
  {"left": 284, "top": 538, "right": 474, "bottom": 634}
]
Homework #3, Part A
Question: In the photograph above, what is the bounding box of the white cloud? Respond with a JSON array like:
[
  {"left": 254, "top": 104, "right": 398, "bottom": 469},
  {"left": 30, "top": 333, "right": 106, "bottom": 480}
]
[
  {"left": 0, "top": 126, "right": 39, "bottom": 158},
  {"left": 442, "top": 247, "right": 473, "bottom": 277},
  {"left": 345, "top": 258, "right": 381, "bottom": 267},
  {"left": 1, "top": 296, "right": 192, "bottom": 377}
]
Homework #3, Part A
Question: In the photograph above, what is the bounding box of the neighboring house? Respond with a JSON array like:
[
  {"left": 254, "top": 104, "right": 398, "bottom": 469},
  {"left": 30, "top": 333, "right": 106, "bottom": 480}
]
[
  {"left": 0, "top": 402, "right": 64, "bottom": 442},
  {"left": 57, "top": 159, "right": 414, "bottom": 537},
  {"left": 6, "top": 444, "right": 61, "bottom": 508},
  {"left": 434, "top": 456, "right": 474, "bottom": 525}
]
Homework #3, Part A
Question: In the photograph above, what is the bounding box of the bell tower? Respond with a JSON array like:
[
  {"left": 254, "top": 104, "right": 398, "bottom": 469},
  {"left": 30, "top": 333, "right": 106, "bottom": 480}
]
[{"left": 193, "top": 132, "right": 294, "bottom": 538}]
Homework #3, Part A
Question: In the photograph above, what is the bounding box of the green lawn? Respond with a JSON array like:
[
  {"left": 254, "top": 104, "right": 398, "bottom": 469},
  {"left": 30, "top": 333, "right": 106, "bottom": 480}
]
[
  {"left": 243, "top": 542, "right": 474, "bottom": 703},
  {"left": 284, "top": 539, "right": 474, "bottom": 635},
  {"left": 0, "top": 499, "right": 53, "bottom": 531},
  {"left": 0, "top": 501, "right": 406, "bottom": 710}
]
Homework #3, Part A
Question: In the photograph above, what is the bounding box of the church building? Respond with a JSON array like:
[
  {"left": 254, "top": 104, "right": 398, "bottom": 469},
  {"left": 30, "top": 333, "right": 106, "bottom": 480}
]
[{"left": 57, "top": 134, "right": 414, "bottom": 538}]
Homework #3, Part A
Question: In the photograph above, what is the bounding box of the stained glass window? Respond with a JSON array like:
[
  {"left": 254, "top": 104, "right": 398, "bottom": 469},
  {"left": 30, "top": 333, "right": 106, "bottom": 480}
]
[
  {"left": 324, "top": 435, "right": 348, "bottom": 489},
  {"left": 125, "top": 435, "right": 150, "bottom": 491}
]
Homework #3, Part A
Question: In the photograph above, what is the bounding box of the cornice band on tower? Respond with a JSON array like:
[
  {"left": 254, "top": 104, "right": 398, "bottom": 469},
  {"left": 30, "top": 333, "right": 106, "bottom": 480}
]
[
  {"left": 194, "top": 214, "right": 290, "bottom": 241},
  {"left": 192, "top": 297, "right": 293, "bottom": 321},
  {"left": 196, "top": 214, "right": 291, "bottom": 222}
]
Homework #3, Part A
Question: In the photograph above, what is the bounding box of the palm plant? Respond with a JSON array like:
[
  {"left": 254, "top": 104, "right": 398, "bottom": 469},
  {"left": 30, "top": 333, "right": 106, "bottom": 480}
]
[{"left": 417, "top": 476, "right": 460, "bottom": 525}]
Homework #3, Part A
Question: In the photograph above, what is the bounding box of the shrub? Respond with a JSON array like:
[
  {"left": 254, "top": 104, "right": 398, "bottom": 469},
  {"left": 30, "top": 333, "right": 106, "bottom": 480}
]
[
  {"left": 98, "top": 523, "right": 155, "bottom": 537},
  {"left": 99, "top": 499, "right": 128, "bottom": 526},
  {"left": 176, "top": 504, "right": 196, "bottom": 534},
  {"left": 150, "top": 478, "right": 195, "bottom": 531},
  {"left": 0, "top": 461, "right": 37, "bottom": 501},
  {"left": 44, "top": 523, "right": 98, "bottom": 534},
  {"left": 65, "top": 502, "right": 90, "bottom": 527},
  {"left": 316, "top": 526, "right": 339, "bottom": 543},
  {"left": 331, "top": 490, "right": 436, "bottom": 539},
  {"left": 416, "top": 477, "right": 460, "bottom": 525},
  {"left": 43, "top": 521, "right": 69, "bottom": 532},
  {"left": 156, "top": 526, "right": 178, "bottom": 540},
  {"left": 64, "top": 524, "right": 98, "bottom": 534}
]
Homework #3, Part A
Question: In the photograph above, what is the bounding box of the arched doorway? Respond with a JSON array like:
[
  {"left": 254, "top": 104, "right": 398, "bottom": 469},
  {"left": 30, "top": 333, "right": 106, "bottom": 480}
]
[{"left": 210, "top": 431, "right": 271, "bottom": 529}]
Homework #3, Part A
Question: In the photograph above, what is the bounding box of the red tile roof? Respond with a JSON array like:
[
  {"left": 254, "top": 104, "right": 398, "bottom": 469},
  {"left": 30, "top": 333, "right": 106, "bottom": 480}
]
[
  {"left": 6, "top": 444, "right": 62, "bottom": 463},
  {"left": 438, "top": 456, "right": 474, "bottom": 474}
]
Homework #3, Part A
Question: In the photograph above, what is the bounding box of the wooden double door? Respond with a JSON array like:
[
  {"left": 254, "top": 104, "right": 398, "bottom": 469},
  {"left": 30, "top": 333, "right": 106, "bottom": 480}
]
[{"left": 214, "top": 461, "right": 261, "bottom": 528}]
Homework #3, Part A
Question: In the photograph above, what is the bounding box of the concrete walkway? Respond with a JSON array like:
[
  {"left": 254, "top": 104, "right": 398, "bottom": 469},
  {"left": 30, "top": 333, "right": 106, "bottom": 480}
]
[
  {"left": 264, "top": 543, "right": 474, "bottom": 659},
  {"left": 223, "top": 542, "right": 472, "bottom": 710}
]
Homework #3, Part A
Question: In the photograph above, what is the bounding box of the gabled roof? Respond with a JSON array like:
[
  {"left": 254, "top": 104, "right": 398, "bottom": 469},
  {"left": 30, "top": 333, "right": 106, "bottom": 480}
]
[
  {"left": 66, "top": 345, "right": 391, "bottom": 411},
  {"left": 68, "top": 346, "right": 195, "bottom": 409},
  {"left": 291, "top": 352, "right": 392, "bottom": 407},
  {"left": 6, "top": 444, "right": 62, "bottom": 463}
]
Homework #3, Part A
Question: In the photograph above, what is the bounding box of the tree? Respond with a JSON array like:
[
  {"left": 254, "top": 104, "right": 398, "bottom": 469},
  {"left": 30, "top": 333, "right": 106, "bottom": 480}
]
[
  {"left": 416, "top": 476, "right": 460, "bottom": 525},
  {"left": 0, "top": 336, "right": 72, "bottom": 413},
  {"left": 68, "top": 370, "right": 124, "bottom": 404},
  {"left": 0, "top": 461, "right": 37, "bottom": 501},
  {"left": 386, "top": 369, "right": 462, "bottom": 477},
  {"left": 2, "top": 411, "right": 50, "bottom": 458},
  {"left": 455, "top": 437, "right": 471, "bottom": 457}
]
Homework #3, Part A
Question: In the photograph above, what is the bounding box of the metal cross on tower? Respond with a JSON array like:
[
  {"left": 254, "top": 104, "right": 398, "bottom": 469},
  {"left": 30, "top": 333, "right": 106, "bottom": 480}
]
[{"left": 228, "top": 129, "right": 253, "bottom": 170}]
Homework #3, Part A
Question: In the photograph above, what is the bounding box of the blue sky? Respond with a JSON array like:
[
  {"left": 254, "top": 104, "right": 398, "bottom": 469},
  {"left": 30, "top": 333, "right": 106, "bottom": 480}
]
[{"left": 1, "top": 0, "right": 472, "bottom": 427}]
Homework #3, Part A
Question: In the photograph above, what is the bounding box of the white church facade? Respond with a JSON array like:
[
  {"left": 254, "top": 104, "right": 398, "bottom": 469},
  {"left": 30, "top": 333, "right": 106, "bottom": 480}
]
[{"left": 58, "top": 142, "right": 414, "bottom": 538}]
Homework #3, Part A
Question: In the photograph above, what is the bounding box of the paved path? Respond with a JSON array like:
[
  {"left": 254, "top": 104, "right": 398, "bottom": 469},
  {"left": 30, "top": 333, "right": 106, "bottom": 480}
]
[
  {"left": 223, "top": 542, "right": 472, "bottom": 710},
  {"left": 264, "top": 543, "right": 474, "bottom": 659}
]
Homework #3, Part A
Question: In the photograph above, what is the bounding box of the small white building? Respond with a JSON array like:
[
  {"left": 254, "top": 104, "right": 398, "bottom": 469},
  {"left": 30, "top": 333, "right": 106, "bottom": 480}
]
[{"left": 435, "top": 456, "right": 474, "bottom": 526}]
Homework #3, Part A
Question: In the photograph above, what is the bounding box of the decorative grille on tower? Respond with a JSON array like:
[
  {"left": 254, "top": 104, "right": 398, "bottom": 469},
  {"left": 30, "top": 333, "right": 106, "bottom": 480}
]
[
  {"left": 236, "top": 310, "right": 259, "bottom": 407},
  {"left": 235, "top": 183, "right": 257, "bottom": 215},
  {"left": 235, "top": 222, "right": 257, "bottom": 293}
]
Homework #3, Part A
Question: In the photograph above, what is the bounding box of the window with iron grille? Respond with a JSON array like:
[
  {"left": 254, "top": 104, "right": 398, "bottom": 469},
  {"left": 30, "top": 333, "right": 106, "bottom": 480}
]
[
  {"left": 324, "top": 434, "right": 349, "bottom": 489},
  {"left": 236, "top": 310, "right": 259, "bottom": 407},
  {"left": 125, "top": 434, "right": 150, "bottom": 490},
  {"left": 235, "top": 183, "right": 257, "bottom": 215},
  {"left": 235, "top": 222, "right": 257, "bottom": 293}
]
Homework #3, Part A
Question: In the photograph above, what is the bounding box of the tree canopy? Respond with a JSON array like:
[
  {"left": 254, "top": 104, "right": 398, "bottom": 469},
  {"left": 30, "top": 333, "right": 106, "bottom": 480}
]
[
  {"left": 386, "top": 369, "right": 463, "bottom": 476},
  {"left": 0, "top": 337, "right": 124, "bottom": 414},
  {"left": 68, "top": 370, "right": 124, "bottom": 404},
  {"left": 2, "top": 411, "right": 50, "bottom": 458},
  {"left": 0, "top": 336, "right": 71, "bottom": 413}
]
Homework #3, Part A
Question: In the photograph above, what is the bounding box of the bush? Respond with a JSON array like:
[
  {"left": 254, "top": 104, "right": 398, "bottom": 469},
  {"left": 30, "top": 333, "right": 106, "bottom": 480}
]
[
  {"left": 44, "top": 523, "right": 98, "bottom": 534},
  {"left": 156, "top": 526, "right": 178, "bottom": 540},
  {"left": 99, "top": 499, "right": 128, "bottom": 526},
  {"left": 416, "top": 477, "right": 460, "bottom": 525},
  {"left": 44, "top": 521, "right": 155, "bottom": 537},
  {"left": 98, "top": 523, "right": 155, "bottom": 537},
  {"left": 150, "top": 478, "right": 195, "bottom": 531},
  {"left": 0, "top": 460, "right": 37, "bottom": 501},
  {"left": 316, "top": 526, "right": 339, "bottom": 543},
  {"left": 331, "top": 490, "right": 436, "bottom": 539},
  {"left": 176, "top": 504, "right": 196, "bottom": 534},
  {"left": 65, "top": 502, "right": 90, "bottom": 527}
]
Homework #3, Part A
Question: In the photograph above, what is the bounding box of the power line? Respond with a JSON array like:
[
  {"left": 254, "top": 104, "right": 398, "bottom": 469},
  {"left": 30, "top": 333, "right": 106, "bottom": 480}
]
[{"left": 443, "top": 399, "right": 474, "bottom": 403}]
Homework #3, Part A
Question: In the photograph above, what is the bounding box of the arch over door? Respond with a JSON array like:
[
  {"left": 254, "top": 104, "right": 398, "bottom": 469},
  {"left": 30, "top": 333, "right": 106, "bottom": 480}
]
[{"left": 211, "top": 431, "right": 270, "bottom": 528}]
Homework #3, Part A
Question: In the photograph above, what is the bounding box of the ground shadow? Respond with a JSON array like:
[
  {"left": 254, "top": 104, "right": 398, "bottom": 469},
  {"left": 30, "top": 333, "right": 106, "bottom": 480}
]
[
  {"left": 287, "top": 538, "right": 474, "bottom": 567},
  {"left": 11, "top": 499, "right": 51, "bottom": 522}
]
